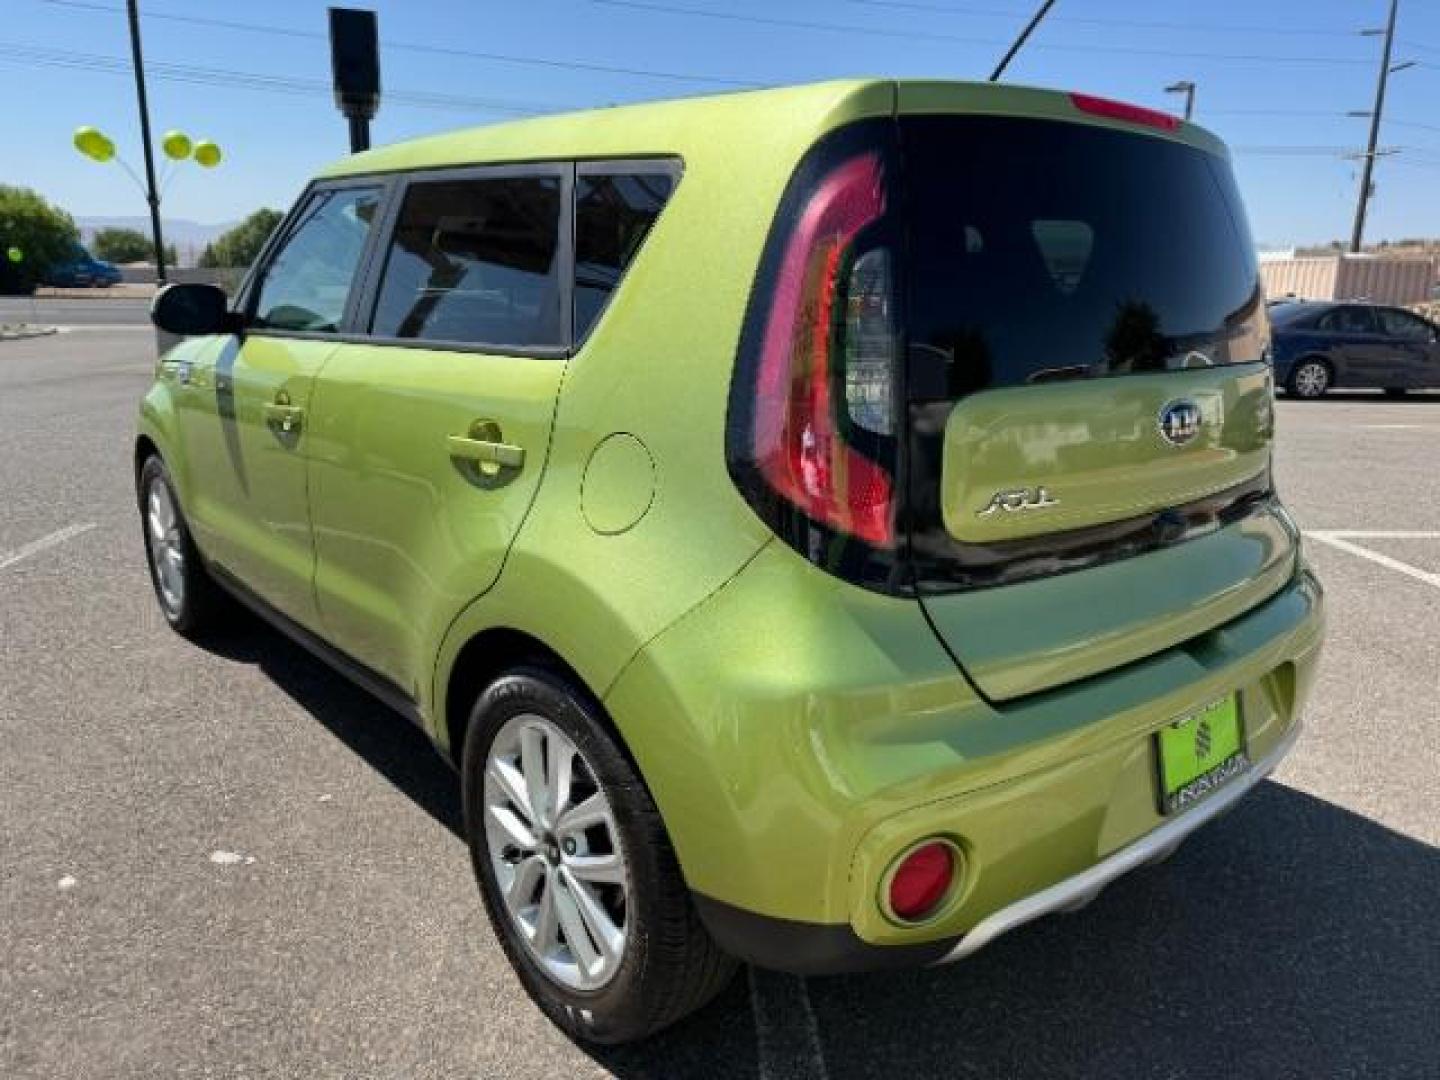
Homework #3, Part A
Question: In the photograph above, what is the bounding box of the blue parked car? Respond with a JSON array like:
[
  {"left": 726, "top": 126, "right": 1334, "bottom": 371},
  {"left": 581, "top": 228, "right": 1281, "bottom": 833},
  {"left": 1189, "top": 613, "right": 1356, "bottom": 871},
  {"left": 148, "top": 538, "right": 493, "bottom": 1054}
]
[
  {"left": 1270, "top": 300, "right": 1440, "bottom": 398},
  {"left": 45, "top": 246, "right": 123, "bottom": 288}
]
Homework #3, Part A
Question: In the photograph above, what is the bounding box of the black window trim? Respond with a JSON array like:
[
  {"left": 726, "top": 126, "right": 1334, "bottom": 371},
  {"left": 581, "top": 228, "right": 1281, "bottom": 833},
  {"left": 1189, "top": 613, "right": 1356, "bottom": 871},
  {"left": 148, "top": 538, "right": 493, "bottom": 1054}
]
[
  {"left": 572, "top": 155, "right": 684, "bottom": 354},
  {"left": 236, "top": 175, "right": 397, "bottom": 342},
  {"left": 234, "top": 155, "right": 684, "bottom": 360},
  {"left": 352, "top": 160, "right": 575, "bottom": 360}
]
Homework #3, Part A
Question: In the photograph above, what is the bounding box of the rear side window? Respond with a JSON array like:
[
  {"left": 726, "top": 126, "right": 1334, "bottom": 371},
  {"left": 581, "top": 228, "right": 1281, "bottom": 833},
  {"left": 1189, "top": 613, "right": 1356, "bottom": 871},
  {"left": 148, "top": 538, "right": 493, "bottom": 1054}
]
[
  {"left": 902, "top": 116, "right": 1265, "bottom": 398},
  {"left": 1318, "top": 306, "right": 1377, "bottom": 334},
  {"left": 370, "top": 174, "right": 563, "bottom": 348},
  {"left": 1377, "top": 308, "right": 1433, "bottom": 342},
  {"left": 254, "top": 186, "right": 381, "bottom": 332},
  {"left": 574, "top": 169, "right": 676, "bottom": 342}
]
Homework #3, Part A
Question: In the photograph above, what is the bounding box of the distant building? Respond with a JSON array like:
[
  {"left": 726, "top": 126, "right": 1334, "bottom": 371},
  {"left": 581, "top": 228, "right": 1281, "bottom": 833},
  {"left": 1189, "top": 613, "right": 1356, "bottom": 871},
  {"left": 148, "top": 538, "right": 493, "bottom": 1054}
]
[{"left": 1260, "top": 254, "right": 1437, "bottom": 306}]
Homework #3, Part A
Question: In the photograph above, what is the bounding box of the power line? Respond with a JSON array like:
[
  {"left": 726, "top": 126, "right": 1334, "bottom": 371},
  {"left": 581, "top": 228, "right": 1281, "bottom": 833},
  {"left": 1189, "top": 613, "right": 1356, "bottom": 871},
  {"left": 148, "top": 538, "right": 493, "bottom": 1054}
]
[
  {"left": 846, "top": 0, "right": 1371, "bottom": 39},
  {"left": 0, "top": 41, "right": 571, "bottom": 115},
  {"left": 32, "top": 0, "right": 759, "bottom": 88},
  {"left": 590, "top": 0, "right": 1375, "bottom": 66}
]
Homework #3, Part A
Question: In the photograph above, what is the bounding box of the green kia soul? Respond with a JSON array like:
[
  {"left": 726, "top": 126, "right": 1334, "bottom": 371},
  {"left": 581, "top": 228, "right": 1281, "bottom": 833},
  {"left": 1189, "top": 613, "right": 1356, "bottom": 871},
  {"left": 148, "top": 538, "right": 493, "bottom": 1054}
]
[{"left": 138, "top": 80, "right": 1324, "bottom": 1043}]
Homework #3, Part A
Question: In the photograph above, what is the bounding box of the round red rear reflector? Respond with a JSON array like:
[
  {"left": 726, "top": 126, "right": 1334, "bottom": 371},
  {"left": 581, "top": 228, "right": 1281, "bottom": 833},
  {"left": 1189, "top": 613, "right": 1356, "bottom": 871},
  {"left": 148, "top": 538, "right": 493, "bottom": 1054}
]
[{"left": 887, "top": 841, "right": 956, "bottom": 923}]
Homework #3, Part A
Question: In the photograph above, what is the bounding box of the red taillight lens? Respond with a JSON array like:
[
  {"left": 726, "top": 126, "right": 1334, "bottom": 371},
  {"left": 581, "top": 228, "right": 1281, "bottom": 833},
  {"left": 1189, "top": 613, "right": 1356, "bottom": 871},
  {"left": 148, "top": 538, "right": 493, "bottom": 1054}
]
[
  {"left": 750, "top": 151, "right": 895, "bottom": 548},
  {"left": 1070, "top": 92, "right": 1180, "bottom": 132},
  {"left": 887, "top": 841, "right": 956, "bottom": 922}
]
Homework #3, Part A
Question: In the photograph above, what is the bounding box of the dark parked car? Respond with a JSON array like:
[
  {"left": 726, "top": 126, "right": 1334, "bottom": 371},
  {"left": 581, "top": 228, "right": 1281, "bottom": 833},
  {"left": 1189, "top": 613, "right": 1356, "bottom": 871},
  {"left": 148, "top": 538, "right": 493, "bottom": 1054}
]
[
  {"left": 1271, "top": 301, "right": 1440, "bottom": 398},
  {"left": 44, "top": 246, "right": 122, "bottom": 288}
]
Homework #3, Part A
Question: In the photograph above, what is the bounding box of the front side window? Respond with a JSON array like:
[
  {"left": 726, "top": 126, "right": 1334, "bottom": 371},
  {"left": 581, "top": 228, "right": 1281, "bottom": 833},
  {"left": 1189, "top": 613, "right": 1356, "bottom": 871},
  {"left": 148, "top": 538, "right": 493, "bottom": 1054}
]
[
  {"left": 253, "top": 186, "right": 381, "bottom": 332},
  {"left": 574, "top": 169, "right": 676, "bottom": 342},
  {"left": 1377, "top": 308, "right": 1434, "bottom": 342},
  {"left": 370, "top": 174, "right": 562, "bottom": 348}
]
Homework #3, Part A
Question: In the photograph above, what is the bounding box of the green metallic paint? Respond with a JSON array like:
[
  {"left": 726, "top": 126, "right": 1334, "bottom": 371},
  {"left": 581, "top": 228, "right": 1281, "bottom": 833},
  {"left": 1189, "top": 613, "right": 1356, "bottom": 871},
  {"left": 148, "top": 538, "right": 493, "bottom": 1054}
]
[
  {"left": 942, "top": 364, "right": 1273, "bottom": 544},
  {"left": 304, "top": 343, "right": 566, "bottom": 697},
  {"left": 894, "top": 80, "right": 1230, "bottom": 160},
  {"left": 135, "top": 79, "right": 1327, "bottom": 965},
  {"left": 606, "top": 539, "right": 1321, "bottom": 936},
  {"left": 923, "top": 508, "right": 1296, "bottom": 701},
  {"left": 175, "top": 333, "right": 337, "bottom": 629},
  {"left": 580, "top": 434, "right": 655, "bottom": 536}
]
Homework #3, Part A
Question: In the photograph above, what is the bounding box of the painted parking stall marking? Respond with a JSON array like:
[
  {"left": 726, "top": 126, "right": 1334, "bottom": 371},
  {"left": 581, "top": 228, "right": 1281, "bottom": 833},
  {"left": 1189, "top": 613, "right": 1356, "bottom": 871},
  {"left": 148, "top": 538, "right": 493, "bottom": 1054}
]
[
  {"left": 1306, "top": 531, "right": 1440, "bottom": 590},
  {"left": 0, "top": 523, "right": 97, "bottom": 572}
]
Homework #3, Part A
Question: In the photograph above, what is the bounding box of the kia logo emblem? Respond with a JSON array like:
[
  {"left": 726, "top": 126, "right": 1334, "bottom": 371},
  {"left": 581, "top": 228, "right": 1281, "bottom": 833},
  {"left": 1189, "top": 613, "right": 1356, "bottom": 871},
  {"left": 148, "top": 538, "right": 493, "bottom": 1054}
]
[{"left": 1158, "top": 399, "right": 1202, "bottom": 446}]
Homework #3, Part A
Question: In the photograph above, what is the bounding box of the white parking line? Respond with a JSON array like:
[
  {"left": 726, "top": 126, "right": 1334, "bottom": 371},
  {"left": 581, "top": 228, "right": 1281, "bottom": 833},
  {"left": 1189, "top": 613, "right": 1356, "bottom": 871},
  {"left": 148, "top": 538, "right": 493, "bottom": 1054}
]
[
  {"left": 0, "top": 523, "right": 98, "bottom": 572},
  {"left": 1306, "top": 530, "right": 1440, "bottom": 590},
  {"left": 1307, "top": 531, "right": 1440, "bottom": 540}
]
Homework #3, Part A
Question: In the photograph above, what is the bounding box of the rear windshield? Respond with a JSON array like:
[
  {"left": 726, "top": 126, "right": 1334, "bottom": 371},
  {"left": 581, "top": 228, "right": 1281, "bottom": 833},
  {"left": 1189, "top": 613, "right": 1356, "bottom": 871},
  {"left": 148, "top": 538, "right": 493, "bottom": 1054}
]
[{"left": 902, "top": 116, "right": 1265, "bottom": 398}]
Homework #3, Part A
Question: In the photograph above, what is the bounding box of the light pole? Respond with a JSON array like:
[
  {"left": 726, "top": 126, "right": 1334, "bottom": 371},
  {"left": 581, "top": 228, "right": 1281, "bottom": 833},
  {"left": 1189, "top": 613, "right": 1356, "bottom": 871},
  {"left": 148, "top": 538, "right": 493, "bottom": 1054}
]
[
  {"left": 124, "top": 0, "right": 168, "bottom": 282},
  {"left": 1164, "top": 80, "right": 1196, "bottom": 121}
]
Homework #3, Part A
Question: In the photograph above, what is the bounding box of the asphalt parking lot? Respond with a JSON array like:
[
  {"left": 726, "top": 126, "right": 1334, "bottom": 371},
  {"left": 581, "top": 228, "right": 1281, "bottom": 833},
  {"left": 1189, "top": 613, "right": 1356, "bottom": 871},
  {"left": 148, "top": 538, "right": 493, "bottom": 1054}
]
[{"left": 2, "top": 317, "right": 1437, "bottom": 1079}]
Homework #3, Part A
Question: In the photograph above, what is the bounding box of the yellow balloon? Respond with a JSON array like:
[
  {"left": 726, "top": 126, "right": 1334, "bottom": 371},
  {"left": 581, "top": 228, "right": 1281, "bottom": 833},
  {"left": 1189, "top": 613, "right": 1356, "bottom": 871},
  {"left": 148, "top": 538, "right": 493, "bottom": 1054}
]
[
  {"left": 73, "top": 126, "right": 114, "bottom": 163},
  {"left": 192, "top": 140, "right": 222, "bottom": 168},
  {"left": 161, "top": 129, "right": 192, "bottom": 161}
]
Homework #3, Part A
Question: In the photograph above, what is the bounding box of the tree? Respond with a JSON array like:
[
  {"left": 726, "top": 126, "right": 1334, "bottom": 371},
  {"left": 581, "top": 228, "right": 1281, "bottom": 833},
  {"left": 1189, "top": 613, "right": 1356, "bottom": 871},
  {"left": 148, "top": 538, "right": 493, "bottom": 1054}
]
[
  {"left": 0, "top": 185, "right": 79, "bottom": 294},
  {"left": 91, "top": 227, "right": 151, "bottom": 263},
  {"left": 199, "top": 208, "right": 284, "bottom": 269},
  {"left": 89, "top": 226, "right": 177, "bottom": 266}
]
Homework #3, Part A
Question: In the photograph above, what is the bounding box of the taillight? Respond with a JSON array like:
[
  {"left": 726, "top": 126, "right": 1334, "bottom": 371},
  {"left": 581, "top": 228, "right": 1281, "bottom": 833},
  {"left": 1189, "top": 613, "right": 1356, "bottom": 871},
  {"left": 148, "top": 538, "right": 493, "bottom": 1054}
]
[
  {"left": 1070, "top": 92, "right": 1180, "bottom": 132},
  {"left": 730, "top": 144, "right": 899, "bottom": 551}
]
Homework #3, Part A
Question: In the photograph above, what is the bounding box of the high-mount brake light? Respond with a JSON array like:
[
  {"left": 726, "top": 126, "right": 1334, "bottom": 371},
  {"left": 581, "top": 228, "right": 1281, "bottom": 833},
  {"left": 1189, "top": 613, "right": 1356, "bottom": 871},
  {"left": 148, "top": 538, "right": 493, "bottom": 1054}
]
[
  {"left": 1070, "top": 92, "right": 1180, "bottom": 132},
  {"left": 747, "top": 151, "right": 895, "bottom": 547}
]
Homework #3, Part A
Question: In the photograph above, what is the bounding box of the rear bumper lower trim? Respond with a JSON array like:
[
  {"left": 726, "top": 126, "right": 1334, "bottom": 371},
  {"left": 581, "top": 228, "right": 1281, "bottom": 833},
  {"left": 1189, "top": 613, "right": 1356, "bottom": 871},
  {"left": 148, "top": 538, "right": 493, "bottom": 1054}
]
[{"left": 934, "top": 719, "right": 1302, "bottom": 965}]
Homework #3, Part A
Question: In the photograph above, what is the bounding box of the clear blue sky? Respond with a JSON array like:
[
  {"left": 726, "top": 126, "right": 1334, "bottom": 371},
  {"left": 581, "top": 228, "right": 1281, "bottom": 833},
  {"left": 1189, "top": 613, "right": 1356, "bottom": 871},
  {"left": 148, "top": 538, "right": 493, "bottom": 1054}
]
[{"left": 3, "top": 0, "right": 1438, "bottom": 246}]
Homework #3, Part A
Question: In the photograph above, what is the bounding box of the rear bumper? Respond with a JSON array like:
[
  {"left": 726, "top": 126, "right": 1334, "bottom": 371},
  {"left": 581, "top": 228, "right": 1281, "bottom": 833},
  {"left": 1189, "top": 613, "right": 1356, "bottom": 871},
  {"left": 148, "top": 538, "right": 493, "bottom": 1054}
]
[
  {"left": 692, "top": 719, "right": 1301, "bottom": 975},
  {"left": 605, "top": 547, "right": 1324, "bottom": 974},
  {"left": 934, "top": 715, "right": 1300, "bottom": 964}
]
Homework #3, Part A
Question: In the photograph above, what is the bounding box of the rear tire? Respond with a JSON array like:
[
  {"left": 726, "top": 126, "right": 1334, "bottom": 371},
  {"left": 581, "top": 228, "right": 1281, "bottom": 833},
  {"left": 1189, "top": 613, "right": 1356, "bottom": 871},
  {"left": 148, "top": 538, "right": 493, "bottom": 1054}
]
[
  {"left": 1287, "top": 358, "right": 1331, "bottom": 399},
  {"left": 461, "top": 667, "right": 737, "bottom": 1045},
  {"left": 137, "top": 455, "right": 228, "bottom": 639}
]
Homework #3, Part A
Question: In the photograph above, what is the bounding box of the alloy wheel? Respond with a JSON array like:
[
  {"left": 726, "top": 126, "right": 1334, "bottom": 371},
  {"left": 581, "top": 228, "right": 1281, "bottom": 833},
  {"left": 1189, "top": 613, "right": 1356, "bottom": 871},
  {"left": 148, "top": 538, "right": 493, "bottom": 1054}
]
[
  {"left": 483, "top": 713, "right": 629, "bottom": 991},
  {"left": 1293, "top": 361, "right": 1329, "bottom": 398},
  {"left": 145, "top": 476, "right": 186, "bottom": 616}
]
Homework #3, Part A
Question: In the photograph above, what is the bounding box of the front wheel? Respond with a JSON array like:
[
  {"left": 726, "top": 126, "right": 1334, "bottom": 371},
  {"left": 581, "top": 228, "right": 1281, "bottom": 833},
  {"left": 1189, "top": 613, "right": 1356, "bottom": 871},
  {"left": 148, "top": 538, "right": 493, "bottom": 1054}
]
[
  {"left": 1287, "top": 359, "right": 1331, "bottom": 399},
  {"left": 462, "top": 668, "right": 737, "bottom": 1044},
  {"left": 137, "top": 455, "right": 228, "bottom": 637}
]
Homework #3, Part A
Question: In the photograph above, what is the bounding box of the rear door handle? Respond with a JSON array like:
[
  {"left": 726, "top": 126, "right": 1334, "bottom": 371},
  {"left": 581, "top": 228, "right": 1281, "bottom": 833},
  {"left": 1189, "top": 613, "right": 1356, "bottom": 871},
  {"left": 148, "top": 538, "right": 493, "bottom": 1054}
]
[
  {"left": 263, "top": 402, "right": 305, "bottom": 433},
  {"left": 447, "top": 426, "right": 525, "bottom": 475}
]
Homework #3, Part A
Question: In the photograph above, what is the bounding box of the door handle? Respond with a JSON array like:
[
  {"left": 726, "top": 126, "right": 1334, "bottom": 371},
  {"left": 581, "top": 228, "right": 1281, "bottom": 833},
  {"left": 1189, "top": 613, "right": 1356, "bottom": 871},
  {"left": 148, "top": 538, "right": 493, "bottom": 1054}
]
[
  {"left": 263, "top": 402, "right": 305, "bottom": 434},
  {"left": 447, "top": 434, "right": 525, "bottom": 470},
  {"left": 447, "top": 419, "right": 524, "bottom": 478}
]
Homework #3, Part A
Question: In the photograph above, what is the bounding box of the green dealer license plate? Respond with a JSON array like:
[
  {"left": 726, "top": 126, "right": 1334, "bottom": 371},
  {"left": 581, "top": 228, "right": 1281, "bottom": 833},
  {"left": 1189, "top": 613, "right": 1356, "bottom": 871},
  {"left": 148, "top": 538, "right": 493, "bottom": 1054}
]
[{"left": 1157, "top": 696, "right": 1247, "bottom": 815}]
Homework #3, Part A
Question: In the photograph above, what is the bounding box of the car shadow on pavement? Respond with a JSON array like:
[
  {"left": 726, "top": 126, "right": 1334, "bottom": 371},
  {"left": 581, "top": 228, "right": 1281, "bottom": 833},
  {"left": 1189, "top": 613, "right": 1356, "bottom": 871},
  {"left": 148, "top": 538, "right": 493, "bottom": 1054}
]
[
  {"left": 596, "top": 785, "right": 1439, "bottom": 1079},
  {"left": 198, "top": 622, "right": 1439, "bottom": 1078},
  {"left": 199, "top": 613, "right": 467, "bottom": 840}
]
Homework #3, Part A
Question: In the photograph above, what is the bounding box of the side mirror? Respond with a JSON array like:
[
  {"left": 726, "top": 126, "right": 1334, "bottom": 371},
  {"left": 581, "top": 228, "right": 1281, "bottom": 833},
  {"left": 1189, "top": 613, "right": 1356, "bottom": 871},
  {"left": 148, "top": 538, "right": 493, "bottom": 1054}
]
[{"left": 150, "top": 283, "right": 239, "bottom": 336}]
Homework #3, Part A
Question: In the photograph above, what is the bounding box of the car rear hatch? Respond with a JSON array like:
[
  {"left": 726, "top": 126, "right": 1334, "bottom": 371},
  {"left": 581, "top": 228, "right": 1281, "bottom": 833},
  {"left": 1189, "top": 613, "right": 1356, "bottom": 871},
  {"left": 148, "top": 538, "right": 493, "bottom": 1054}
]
[{"left": 897, "top": 90, "right": 1293, "bottom": 701}]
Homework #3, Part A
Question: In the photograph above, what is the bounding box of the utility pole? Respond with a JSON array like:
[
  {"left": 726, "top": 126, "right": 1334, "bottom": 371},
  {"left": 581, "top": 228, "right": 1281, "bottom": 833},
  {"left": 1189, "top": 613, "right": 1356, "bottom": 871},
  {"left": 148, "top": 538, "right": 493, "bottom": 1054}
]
[
  {"left": 1350, "top": 0, "right": 1399, "bottom": 254},
  {"left": 1165, "top": 80, "right": 1196, "bottom": 120},
  {"left": 989, "top": 0, "right": 1059, "bottom": 82},
  {"left": 125, "top": 0, "right": 167, "bottom": 283}
]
